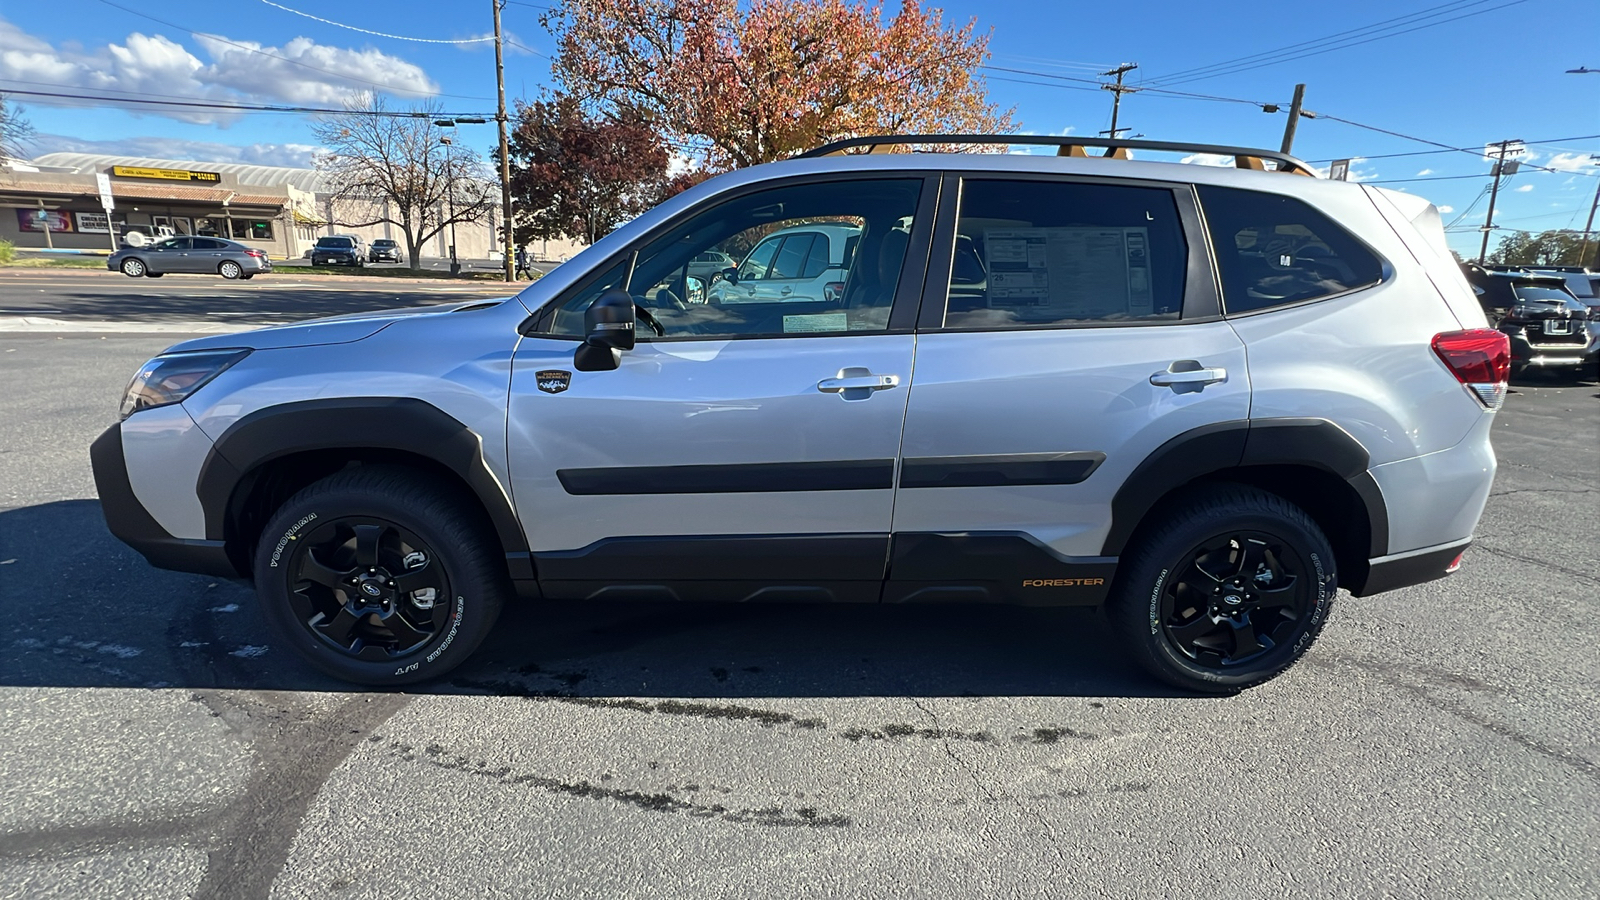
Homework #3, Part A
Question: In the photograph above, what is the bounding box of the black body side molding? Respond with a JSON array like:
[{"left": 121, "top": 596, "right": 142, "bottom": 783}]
[
  {"left": 197, "top": 397, "right": 528, "bottom": 564},
  {"left": 556, "top": 460, "right": 895, "bottom": 495},
  {"left": 885, "top": 532, "right": 1116, "bottom": 606},
  {"left": 899, "top": 452, "right": 1106, "bottom": 489},
  {"left": 1101, "top": 418, "right": 1388, "bottom": 558}
]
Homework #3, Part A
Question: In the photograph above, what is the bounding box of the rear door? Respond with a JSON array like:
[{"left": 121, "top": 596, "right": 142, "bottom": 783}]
[
  {"left": 888, "top": 174, "right": 1249, "bottom": 605},
  {"left": 508, "top": 175, "right": 937, "bottom": 602}
]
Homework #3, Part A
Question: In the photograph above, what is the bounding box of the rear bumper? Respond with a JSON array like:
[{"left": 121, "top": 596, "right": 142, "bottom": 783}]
[
  {"left": 1504, "top": 330, "right": 1599, "bottom": 366},
  {"left": 1354, "top": 539, "right": 1470, "bottom": 596},
  {"left": 89, "top": 423, "right": 239, "bottom": 578}
]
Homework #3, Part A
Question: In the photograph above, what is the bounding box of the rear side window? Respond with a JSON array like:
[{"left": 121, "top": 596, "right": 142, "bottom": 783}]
[
  {"left": 941, "top": 179, "right": 1187, "bottom": 328},
  {"left": 801, "top": 234, "right": 832, "bottom": 279},
  {"left": 1199, "top": 185, "right": 1384, "bottom": 314}
]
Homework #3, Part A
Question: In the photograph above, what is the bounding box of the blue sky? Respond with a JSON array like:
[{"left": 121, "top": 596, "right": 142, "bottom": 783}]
[{"left": 3, "top": 0, "right": 1597, "bottom": 258}]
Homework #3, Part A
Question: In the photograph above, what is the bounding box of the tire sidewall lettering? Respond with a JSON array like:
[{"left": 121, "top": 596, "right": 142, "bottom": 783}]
[
  {"left": 268, "top": 513, "right": 318, "bottom": 568},
  {"left": 425, "top": 596, "right": 466, "bottom": 664}
]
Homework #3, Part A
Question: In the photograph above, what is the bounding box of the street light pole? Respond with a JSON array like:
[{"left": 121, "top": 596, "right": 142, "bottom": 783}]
[
  {"left": 439, "top": 131, "right": 460, "bottom": 275},
  {"left": 493, "top": 0, "right": 515, "bottom": 283}
]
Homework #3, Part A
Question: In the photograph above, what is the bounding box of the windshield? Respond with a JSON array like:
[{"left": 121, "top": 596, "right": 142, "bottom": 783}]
[
  {"left": 316, "top": 238, "right": 354, "bottom": 249},
  {"left": 374, "top": 240, "right": 396, "bottom": 248}
]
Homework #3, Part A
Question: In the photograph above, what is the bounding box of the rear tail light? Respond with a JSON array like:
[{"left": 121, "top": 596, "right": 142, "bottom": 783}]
[
  {"left": 1446, "top": 553, "right": 1464, "bottom": 574},
  {"left": 245, "top": 249, "right": 266, "bottom": 258},
  {"left": 1432, "top": 329, "right": 1510, "bottom": 409},
  {"left": 824, "top": 281, "right": 847, "bottom": 303}
]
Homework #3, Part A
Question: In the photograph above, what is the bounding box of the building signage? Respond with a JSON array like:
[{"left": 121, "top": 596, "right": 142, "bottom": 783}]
[
  {"left": 17, "top": 210, "right": 73, "bottom": 233},
  {"left": 75, "top": 211, "right": 112, "bottom": 233},
  {"left": 110, "top": 165, "right": 222, "bottom": 183}
]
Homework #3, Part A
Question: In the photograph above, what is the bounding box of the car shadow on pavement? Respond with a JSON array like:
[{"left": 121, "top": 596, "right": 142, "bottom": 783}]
[{"left": 0, "top": 500, "right": 1183, "bottom": 699}]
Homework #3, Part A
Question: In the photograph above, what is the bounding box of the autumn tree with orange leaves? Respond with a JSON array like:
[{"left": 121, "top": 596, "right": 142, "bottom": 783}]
[{"left": 542, "top": 0, "right": 1014, "bottom": 169}]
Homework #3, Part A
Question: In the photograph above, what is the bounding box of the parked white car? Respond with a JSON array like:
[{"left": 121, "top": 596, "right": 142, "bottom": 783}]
[{"left": 706, "top": 223, "right": 860, "bottom": 305}]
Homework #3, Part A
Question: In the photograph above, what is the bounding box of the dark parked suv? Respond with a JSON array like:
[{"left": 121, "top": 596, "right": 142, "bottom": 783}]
[
  {"left": 311, "top": 236, "right": 364, "bottom": 267},
  {"left": 1463, "top": 265, "right": 1598, "bottom": 378}
]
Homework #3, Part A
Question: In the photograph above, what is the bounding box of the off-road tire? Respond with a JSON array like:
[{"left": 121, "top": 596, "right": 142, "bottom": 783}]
[
  {"left": 1106, "top": 484, "right": 1336, "bottom": 694},
  {"left": 252, "top": 465, "right": 508, "bottom": 685}
]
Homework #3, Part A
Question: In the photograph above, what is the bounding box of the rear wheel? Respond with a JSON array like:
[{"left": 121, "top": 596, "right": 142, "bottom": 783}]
[
  {"left": 1106, "top": 484, "right": 1336, "bottom": 694},
  {"left": 252, "top": 466, "right": 508, "bottom": 685},
  {"left": 219, "top": 260, "right": 243, "bottom": 280},
  {"left": 120, "top": 258, "right": 146, "bottom": 277}
]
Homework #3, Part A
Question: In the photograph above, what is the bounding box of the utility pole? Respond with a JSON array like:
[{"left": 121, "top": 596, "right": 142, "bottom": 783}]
[
  {"left": 1578, "top": 155, "right": 1600, "bottom": 268},
  {"left": 1280, "top": 83, "right": 1306, "bottom": 154},
  {"left": 1479, "top": 139, "right": 1522, "bottom": 264},
  {"left": 493, "top": 0, "right": 514, "bottom": 283},
  {"left": 1099, "top": 63, "right": 1139, "bottom": 138}
]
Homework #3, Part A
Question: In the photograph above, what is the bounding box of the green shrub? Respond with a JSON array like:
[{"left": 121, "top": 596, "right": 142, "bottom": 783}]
[{"left": 0, "top": 239, "right": 15, "bottom": 265}]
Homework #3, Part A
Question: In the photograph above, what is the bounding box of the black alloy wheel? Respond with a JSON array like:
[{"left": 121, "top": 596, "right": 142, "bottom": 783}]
[
  {"left": 286, "top": 517, "right": 452, "bottom": 661},
  {"left": 253, "top": 465, "right": 507, "bottom": 684},
  {"left": 1107, "top": 484, "right": 1336, "bottom": 693},
  {"left": 1158, "top": 531, "right": 1310, "bottom": 668}
]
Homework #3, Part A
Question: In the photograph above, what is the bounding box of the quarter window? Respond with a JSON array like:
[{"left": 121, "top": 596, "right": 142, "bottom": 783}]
[
  {"left": 1198, "top": 185, "right": 1384, "bottom": 314},
  {"left": 941, "top": 179, "right": 1188, "bottom": 328}
]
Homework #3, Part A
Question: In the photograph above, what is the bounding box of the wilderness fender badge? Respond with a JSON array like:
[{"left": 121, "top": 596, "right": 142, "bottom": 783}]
[{"left": 536, "top": 370, "right": 572, "bottom": 394}]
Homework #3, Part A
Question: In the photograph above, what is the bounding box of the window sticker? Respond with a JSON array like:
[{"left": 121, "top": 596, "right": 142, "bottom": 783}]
[
  {"left": 984, "top": 227, "right": 1154, "bottom": 318},
  {"left": 783, "top": 313, "right": 849, "bottom": 333}
]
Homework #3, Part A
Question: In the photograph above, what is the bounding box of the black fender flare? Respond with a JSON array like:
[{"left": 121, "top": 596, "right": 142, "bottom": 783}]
[
  {"left": 196, "top": 397, "right": 528, "bottom": 566},
  {"left": 1101, "top": 417, "right": 1388, "bottom": 558}
]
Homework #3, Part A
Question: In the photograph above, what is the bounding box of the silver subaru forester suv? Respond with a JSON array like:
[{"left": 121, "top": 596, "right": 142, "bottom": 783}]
[{"left": 91, "top": 135, "right": 1510, "bottom": 693}]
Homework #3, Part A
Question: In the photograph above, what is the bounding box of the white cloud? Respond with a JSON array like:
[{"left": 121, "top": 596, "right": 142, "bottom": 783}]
[
  {"left": 0, "top": 14, "right": 437, "bottom": 124},
  {"left": 1543, "top": 152, "right": 1595, "bottom": 173},
  {"left": 1514, "top": 184, "right": 1534, "bottom": 192},
  {"left": 1416, "top": 168, "right": 1434, "bottom": 176},
  {"left": 1179, "top": 153, "right": 1236, "bottom": 167},
  {"left": 30, "top": 132, "right": 321, "bottom": 168},
  {"left": 1437, "top": 205, "right": 1454, "bottom": 213}
]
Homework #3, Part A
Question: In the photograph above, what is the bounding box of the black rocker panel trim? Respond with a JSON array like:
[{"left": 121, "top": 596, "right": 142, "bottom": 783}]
[
  {"left": 1355, "top": 540, "right": 1469, "bottom": 597},
  {"left": 899, "top": 452, "right": 1107, "bottom": 489},
  {"left": 534, "top": 533, "right": 888, "bottom": 604},
  {"left": 883, "top": 531, "right": 1117, "bottom": 607},
  {"left": 197, "top": 397, "right": 527, "bottom": 559},
  {"left": 91, "top": 423, "right": 238, "bottom": 578},
  {"left": 1102, "top": 418, "right": 1386, "bottom": 557},
  {"left": 556, "top": 460, "right": 895, "bottom": 495}
]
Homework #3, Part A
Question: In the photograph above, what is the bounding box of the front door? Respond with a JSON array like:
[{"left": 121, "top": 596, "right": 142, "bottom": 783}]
[
  {"left": 888, "top": 175, "right": 1250, "bottom": 605},
  {"left": 509, "top": 175, "right": 936, "bottom": 602}
]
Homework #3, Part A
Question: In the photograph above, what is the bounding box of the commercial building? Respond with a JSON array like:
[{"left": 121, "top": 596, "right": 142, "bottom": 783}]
[{"left": 1, "top": 153, "right": 583, "bottom": 262}]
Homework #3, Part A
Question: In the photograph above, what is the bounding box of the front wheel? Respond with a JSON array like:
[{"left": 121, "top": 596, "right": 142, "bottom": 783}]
[
  {"left": 219, "top": 260, "right": 243, "bottom": 280},
  {"left": 120, "top": 258, "right": 146, "bottom": 277},
  {"left": 1106, "top": 484, "right": 1336, "bottom": 694},
  {"left": 252, "top": 466, "right": 508, "bottom": 685}
]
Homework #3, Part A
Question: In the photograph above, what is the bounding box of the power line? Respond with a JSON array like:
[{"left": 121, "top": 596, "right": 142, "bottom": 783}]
[
  {"left": 1147, "top": 0, "right": 1529, "bottom": 87},
  {"left": 91, "top": 0, "right": 494, "bottom": 102},
  {"left": 256, "top": 0, "right": 496, "bottom": 43},
  {"left": 1303, "top": 134, "right": 1600, "bottom": 164},
  {"left": 0, "top": 88, "right": 496, "bottom": 119}
]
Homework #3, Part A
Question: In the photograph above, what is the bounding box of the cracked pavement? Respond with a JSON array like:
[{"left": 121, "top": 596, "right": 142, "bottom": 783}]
[{"left": 0, "top": 335, "right": 1595, "bottom": 898}]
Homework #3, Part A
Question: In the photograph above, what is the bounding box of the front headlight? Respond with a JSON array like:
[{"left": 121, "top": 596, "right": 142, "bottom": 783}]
[{"left": 119, "top": 349, "right": 250, "bottom": 420}]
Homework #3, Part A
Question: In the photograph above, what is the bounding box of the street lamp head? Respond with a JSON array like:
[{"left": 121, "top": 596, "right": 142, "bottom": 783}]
[
  {"left": 453, "top": 117, "right": 488, "bottom": 125},
  {"left": 434, "top": 119, "right": 457, "bottom": 127},
  {"left": 1567, "top": 67, "right": 1598, "bottom": 74}
]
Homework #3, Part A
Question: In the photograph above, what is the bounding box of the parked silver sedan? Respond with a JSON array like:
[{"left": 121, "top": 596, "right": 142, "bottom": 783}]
[{"left": 108, "top": 237, "right": 273, "bottom": 280}]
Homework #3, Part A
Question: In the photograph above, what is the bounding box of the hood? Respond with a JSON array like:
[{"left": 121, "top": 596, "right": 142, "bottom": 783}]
[{"left": 163, "top": 297, "right": 521, "bottom": 353}]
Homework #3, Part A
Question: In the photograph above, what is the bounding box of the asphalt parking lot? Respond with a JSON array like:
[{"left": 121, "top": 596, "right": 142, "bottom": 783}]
[{"left": 0, "top": 330, "right": 1595, "bottom": 898}]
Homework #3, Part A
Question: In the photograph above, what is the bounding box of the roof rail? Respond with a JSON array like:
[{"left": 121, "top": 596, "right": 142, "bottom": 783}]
[{"left": 797, "top": 134, "right": 1319, "bottom": 177}]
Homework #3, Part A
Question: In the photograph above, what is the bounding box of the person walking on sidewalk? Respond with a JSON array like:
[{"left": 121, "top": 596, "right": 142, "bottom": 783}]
[{"left": 515, "top": 247, "right": 533, "bottom": 280}]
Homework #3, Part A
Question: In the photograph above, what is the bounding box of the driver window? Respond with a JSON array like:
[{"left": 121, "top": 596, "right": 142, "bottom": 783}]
[{"left": 543, "top": 179, "right": 922, "bottom": 340}]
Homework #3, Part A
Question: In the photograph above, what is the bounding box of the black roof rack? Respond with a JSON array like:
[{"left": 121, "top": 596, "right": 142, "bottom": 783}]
[{"left": 797, "top": 134, "right": 1318, "bottom": 177}]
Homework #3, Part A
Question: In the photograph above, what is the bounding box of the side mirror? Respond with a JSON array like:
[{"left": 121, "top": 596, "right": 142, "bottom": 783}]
[
  {"left": 574, "top": 288, "right": 636, "bottom": 372},
  {"left": 685, "top": 275, "right": 706, "bottom": 305},
  {"left": 719, "top": 267, "right": 738, "bottom": 285}
]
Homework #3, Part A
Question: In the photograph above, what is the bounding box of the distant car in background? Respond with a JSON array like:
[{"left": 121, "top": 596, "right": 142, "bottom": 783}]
[
  {"left": 368, "top": 239, "right": 402, "bottom": 264},
  {"left": 686, "top": 250, "right": 736, "bottom": 284},
  {"left": 311, "top": 236, "right": 364, "bottom": 268},
  {"left": 108, "top": 236, "right": 271, "bottom": 280}
]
